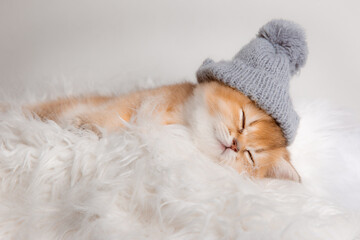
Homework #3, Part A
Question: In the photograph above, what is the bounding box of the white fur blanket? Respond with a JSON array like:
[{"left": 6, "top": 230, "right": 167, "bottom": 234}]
[{"left": 1, "top": 80, "right": 360, "bottom": 239}]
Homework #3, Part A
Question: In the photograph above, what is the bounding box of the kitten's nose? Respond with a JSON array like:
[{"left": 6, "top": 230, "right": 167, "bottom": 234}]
[{"left": 230, "top": 139, "right": 239, "bottom": 152}]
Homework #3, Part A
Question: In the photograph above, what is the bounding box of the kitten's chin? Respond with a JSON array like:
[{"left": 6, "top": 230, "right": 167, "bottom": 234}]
[
  {"left": 219, "top": 148, "right": 237, "bottom": 163},
  {"left": 194, "top": 138, "right": 225, "bottom": 162},
  {"left": 194, "top": 137, "right": 237, "bottom": 164}
]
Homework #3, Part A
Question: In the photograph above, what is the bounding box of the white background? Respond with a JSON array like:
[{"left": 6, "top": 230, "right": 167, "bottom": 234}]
[{"left": 0, "top": 0, "right": 359, "bottom": 117}]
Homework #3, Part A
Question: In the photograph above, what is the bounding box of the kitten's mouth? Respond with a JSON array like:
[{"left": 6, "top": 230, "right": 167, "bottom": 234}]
[
  {"left": 218, "top": 140, "right": 231, "bottom": 154},
  {"left": 218, "top": 139, "right": 239, "bottom": 154}
]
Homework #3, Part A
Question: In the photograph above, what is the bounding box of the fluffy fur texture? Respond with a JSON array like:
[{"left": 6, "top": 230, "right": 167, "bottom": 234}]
[{"left": 1, "top": 79, "right": 360, "bottom": 239}]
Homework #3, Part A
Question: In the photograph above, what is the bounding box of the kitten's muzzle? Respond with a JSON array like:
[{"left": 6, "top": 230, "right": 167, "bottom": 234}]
[{"left": 218, "top": 138, "right": 239, "bottom": 153}]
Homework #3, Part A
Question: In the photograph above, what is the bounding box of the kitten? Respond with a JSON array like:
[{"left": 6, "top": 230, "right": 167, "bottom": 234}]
[{"left": 27, "top": 81, "right": 300, "bottom": 182}]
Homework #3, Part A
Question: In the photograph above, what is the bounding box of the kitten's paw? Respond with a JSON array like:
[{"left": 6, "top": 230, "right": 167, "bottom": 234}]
[{"left": 70, "top": 116, "right": 103, "bottom": 137}]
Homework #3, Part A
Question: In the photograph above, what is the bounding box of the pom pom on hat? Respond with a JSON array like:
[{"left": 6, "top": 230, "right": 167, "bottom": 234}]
[{"left": 258, "top": 19, "right": 308, "bottom": 75}]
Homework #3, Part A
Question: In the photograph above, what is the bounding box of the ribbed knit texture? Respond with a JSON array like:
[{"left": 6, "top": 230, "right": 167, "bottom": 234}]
[{"left": 196, "top": 19, "right": 308, "bottom": 144}]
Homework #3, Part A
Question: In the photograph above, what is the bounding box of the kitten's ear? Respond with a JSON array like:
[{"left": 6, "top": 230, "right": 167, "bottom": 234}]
[{"left": 266, "top": 159, "right": 301, "bottom": 182}]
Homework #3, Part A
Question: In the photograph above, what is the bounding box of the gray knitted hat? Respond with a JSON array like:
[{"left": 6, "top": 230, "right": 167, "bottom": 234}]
[{"left": 196, "top": 19, "right": 308, "bottom": 144}]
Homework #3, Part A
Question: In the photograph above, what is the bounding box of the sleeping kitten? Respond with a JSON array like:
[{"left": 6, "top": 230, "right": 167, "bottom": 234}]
[{"left": 27, "top": 81, "right": 300, "bottom": 182}]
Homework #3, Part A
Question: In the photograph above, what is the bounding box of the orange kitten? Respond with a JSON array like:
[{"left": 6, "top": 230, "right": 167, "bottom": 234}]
[{"left": 27, "top": 81, "right": 300, "bottom": 182}]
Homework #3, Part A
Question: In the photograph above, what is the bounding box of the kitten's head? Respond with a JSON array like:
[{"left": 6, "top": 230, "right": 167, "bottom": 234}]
[{"left": 187, "top": 81, "right": 300, "bottom": 182}]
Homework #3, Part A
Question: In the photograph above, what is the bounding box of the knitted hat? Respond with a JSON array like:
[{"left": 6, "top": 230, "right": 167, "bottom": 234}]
[{"left": 196, "top": 19, "right": 308, "bottom": 144}]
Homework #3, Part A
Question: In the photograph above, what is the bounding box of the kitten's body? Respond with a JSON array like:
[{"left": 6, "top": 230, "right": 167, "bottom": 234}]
[
  {"left": 31, "top": 83, "right": 195, "bottom": 128},
  {"left": 28, "top": 81, "right": 300, "bottom": 182}
]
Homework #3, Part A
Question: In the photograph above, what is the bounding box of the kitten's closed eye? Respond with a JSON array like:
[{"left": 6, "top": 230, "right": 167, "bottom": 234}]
[
  {"left": 244, "top": 150, "right": 254, "bottom": 166},
  {"left": 238, "top": 109, "right": 245, "bottom": 133}
]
